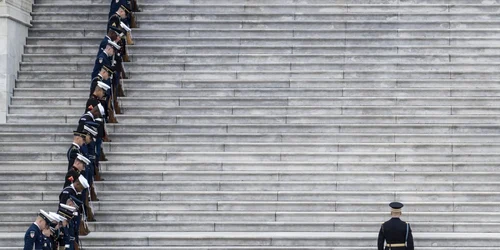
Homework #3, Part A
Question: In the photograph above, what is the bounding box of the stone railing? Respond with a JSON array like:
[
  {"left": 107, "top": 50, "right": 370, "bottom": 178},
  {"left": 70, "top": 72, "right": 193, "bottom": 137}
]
[
  {"left": 3, "top": 0, "right": 32, "bottom": 13},
  {"left": 0, "top": 0, "right": 32, "bottom": 123}
]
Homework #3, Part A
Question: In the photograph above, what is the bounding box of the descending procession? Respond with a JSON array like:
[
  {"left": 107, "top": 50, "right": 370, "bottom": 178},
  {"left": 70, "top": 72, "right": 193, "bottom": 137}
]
[
  {"left": 22, "top": 0, "right": 139, "bottom": 249},
  {"left": 2, "top": 0, "right": 500, "bottom": 249}
]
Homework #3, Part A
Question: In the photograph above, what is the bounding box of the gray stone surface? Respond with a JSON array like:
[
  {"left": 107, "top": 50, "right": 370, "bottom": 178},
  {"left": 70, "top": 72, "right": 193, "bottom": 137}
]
[{"left": 3, "top": 0, "right": 500, "bottom": 248}]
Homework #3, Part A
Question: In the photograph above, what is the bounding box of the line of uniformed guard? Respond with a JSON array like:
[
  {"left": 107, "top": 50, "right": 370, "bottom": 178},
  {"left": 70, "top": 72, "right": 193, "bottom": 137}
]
[
  {"left": 23, "top": 1, "right": 139, "bottom": 249},
  {"left": 23, "top": 1, "right": 417, "bottom": 249}
]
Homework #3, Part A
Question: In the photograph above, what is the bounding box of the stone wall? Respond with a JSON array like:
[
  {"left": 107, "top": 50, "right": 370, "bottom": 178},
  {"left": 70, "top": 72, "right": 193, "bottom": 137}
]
[{"left": 0, "top": 0, "right": 32, "bottom": 123}]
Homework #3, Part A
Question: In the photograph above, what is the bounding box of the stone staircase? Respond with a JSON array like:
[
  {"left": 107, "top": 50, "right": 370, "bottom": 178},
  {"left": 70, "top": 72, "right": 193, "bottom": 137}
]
[{"left": 1, "top": 0, "right": 500, "bottom": 248}]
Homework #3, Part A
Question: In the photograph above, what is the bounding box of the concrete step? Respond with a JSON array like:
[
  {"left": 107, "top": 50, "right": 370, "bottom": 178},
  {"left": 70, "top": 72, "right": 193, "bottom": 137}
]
[
  {"left": 30, "top": 37, "right": 500, "bottom": 46},
  {"left": 11, "top": 114, "right": 500, "bottom": 125},
  {"left": 2, "top": 169, "right": 500, "bottom": 183},
  {"left": 23, "top": 53, "right": 500, "bottom": 64},
  {"left": 14, "top": 78, "right": 500, "bottom": 89},
  {"left": 4, "top": 151, "right": 500, "bottom": 162},
  {"left": 24, "top": 44, "right": 500, "bottom": 55},
  {"left": 29, "top": 4, "right": 500, "bottom": 14},
  {"left": 14, "top": 87, "right": 500, "bottom": 98},
  {"left": 0, "top": 180, "right": 499, "bottom": 192},
  {"left": 11, "top": 105, "right": 500, "bottom": 116},
  {"left": 16, "top": 70, "right": 500, "bottom": 80},
  {"left": 29, "top": 12, "right": 500, "bottom": 22},
  {"left": 11, "top": 96, "right": 500, "bottom": 107},
  {"left": 2, "top": 123, "right": 500, "bottom": 134},
  {"left": 28, "top": 28, "right": 500, "bottom": 38},
  {"left": 5, "top": 141, "right": 500, "bottom": 153},
  {"left": 27, "top": 20, "right": 500, "bottom": 30},
  {"left": 1, "top": 160, "right": 499, "bottom": 172},
  {"left": 31, "top": 20, "right": 500, "bottom": 30},
  {"left": 6, "top": 209, "right": 500, "bottom": 222},
  {"left": 1, "top": 232, "right": 500, "bottom": 248},
  {"left": 19, "top": 62, "right": 500, "bottom": 72},
  {"left": 6, "top": 200, "right": 500, "bottom": 213},
  {"left": 4, "top": 220, "right": 500, "bottom": 233}
]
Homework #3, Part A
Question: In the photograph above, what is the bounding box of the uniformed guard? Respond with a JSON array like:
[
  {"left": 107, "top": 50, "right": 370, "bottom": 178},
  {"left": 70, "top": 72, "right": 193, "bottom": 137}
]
[
  {"left": 98, "top": 26, "right": 123, "bottom": 56},
  {"left": 82, "top": 123, "right": 100, "bottom": 202},
  {"left": 48, "top": 212, "right": 66, "bottom": 250},
  {"left": 83, "top": 86, "right": 111, "bottom": 177},
  {"left": 23, "top": 210, "right": 51, "bottom": 250},
  {"left": 86, "top": 82, "right": 111, "bottom": 183},
  {"left": 90, "top": 62, "right": 114, "bottom": 94},
  {"left": 59, "top": 175, "right": 89, "bottom": 249},
  {"left": 91, "top": 42, "right": 118, "bottom": 81},
  {"left": 68, "top": 196, "right": 85, "bottom": 249},
  {"left": 108, "top": 4, "right": 134, "bottom": 45},
  {"left": 64, "top": 153, "right": 90, "bottom": 188},
  {"left": 378, "top": 202, "right": 414, "bottom": 250},
  {"left": 88, "top": 80, "right": 114, "bottom": 124},
  {"left": 57, "top": 203, "right": 77, "bottom": 250},
  {"left": 92, "top": 41, "right": 122, "bottom": 122},
  {"left": 67, "top": 131, "right": 86, "bottom": 170},
  {"left": 47, "top": 212, "right": 64, "bottom": 250},
  {"left": 60, "top": 175, "right": 89, "bottom": 203},
  {"left": 77, "top": 103, "right": 105, "bottom": 133}
]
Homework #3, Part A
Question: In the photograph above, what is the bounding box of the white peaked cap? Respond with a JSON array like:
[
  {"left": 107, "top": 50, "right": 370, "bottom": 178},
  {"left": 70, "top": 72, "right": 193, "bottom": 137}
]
[
  {"left": 97, "top": 103, "right": 106, "bottom": 116},
  {"left": 78, "top": 175, "right": 89, "bottom": 189},
  {"left": 97, "top": 81, "right": 111, "bottom": 91}
]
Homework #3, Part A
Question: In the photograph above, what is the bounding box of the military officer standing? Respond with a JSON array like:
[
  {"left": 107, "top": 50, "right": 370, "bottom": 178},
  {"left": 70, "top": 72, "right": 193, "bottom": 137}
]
[
  {"left": 91, "top": 41, "right": 118, "bottom": 81},
  {"left": 23, "top": 210, "right": 52, "bottom": 250},
  {"left": 378, "top": 202, "right": 414, "bottom": 250},
  {"left": 67, "top": 131, "right": 87, "bottom": 170},
  {"left": 64, "top": 153, "right": 90, "bottom": 188},
  {"left": 57, "top": 203, "right": 77, "bottom": 250},
  {"left": 109, "top": 4, "right": 134, "bottom": 45}
]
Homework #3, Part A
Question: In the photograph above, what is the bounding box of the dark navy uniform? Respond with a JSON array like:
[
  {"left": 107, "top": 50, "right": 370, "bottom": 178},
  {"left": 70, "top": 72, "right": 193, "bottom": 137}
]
[
  {"left": 59, "top": 188, "right": 82, "bottom": 249},
  {"left": 91, "top": 51, "right": 112, "bottom": 80},
  {"left": 42, "top": 235, "right": 52, "bottom": 250},
  {"left": 90, "top": 75, "right": 104, "bottom": 95},
  {"left": 98, "top": 36, "right": 112, "bottom": 56},
  {"left": 66, "top": 142, "right": 82, "bottom": 171},
  {"left": 77, "top": 112, "right": 96, "bottom": 133},
  {"left": 108, "top": 0, "right": 130, "bottom": 19},
  {"left": 378, "top": 202, "right": 414, "bottom": 250},
  {"left": 57, "top": 204, "right": 77, "bottom": 250},
  {"left": 86, "top": 95, "right": 106, "bottom": 138},
  {"left": 108, "top": 12, "right": 123, "bottom": 33},
  {"left": 59, "top": 186, "right": 78, "bottom": 205},
  {"left": 24, "top": 223, "right": 45, "bottom": 250}
]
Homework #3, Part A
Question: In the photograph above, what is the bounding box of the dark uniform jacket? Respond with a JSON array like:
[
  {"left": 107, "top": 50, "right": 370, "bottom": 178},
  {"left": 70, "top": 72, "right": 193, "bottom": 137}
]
[
  {"left": 108, "top": 0, "right": 130, "bottom": 18},
  {"left": 58, "top": 186, "right": 80, "bottom": 249},
  {"left": 378, "top": 218, "right": 414, "bottom": 250},
  {"left": 59, "top": 185, "right": 78, "bottom": 205},
  {"left": 108, "top": 13, "right": 124, "bottom": 34},
  {"left": 66, "top": 143, "right": 82, "bottom": 171},
  {"left": 91, "top": 51, "right": 112, "bottom": 80},
  {"left": 24, "top": 223, "right": 44, "bottom": 250},
  {"left": 98, "top": 36, "right": 112, "bottom": 56},
  {"left": 90, "top": 74, "right": 112, "bottom": 96},
  {"left": 85, "top": 95, "right": 106, "bottom": 138},
  {"left": 42, "top": 236, "right": 52, "bottom": 250},
  {"left": 77, "top": 112, "right": 96, "bottom": 133}
]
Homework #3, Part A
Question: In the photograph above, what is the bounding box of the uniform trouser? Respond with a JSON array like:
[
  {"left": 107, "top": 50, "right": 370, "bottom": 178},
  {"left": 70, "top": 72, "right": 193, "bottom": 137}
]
[
  {"left": 85, "top": 163, "right": 95, "bottom": 186},
  {"left": 113, "top": 70, "right": 121, "bottom": 97},
  {"left": 95, "top": 138, "right": 102, "bottom": 164},
  {"left": 73, "top": 215, "right": 80, "bottom": 246}
]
